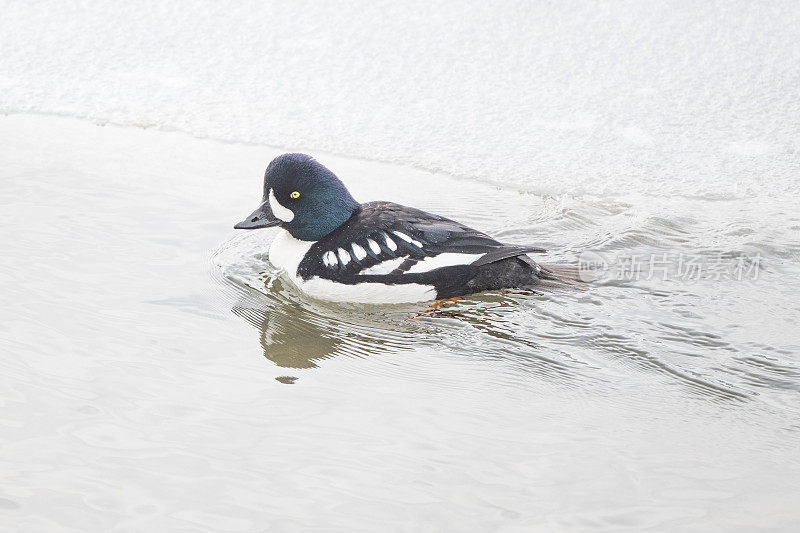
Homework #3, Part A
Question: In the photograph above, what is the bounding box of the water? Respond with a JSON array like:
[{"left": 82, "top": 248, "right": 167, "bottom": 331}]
[
  {"left": 2, "top": 1, "right": 800, "bottom": 530},
  {"left": 1, "top": 114, "right": 798, "bottom": 532}
]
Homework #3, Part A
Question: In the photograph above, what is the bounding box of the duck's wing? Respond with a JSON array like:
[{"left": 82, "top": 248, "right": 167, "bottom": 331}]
[{"left": 296, "top": 201, "right": 545, "bottom": 280}]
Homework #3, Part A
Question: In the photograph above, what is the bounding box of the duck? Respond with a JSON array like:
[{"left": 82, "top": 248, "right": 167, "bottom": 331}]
[{"left": 234, "top": 153, "right": 578, "bottom": 304}]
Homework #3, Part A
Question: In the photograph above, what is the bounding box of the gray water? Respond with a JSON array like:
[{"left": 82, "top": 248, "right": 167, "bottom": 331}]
[{"left": 1, "top": 114, "right": 798, "bottom": 531}]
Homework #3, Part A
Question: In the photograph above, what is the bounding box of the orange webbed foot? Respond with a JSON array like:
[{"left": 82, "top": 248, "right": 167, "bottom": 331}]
[{"left": 409, "top": 297, "right": 464, "bottom": 320}]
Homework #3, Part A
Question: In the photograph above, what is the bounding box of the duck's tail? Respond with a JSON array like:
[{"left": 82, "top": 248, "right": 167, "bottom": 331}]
[{"left": 537, "top": 262, "right": 588, "bottom": 289}]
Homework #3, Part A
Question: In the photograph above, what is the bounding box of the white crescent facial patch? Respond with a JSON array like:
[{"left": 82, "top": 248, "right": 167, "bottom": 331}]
[{"left": 268, "top": 189, "right": 295, "bottom": 222}]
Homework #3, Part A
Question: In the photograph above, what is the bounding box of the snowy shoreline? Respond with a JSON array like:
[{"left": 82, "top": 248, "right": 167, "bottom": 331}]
[{"left": 3, "top": 1, "right": 799, "bottom": 196}]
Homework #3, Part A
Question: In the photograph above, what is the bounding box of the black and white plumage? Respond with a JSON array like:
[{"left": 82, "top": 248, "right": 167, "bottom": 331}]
[
  {"left": 296, "top": 201, "right": 548, "bottom": 298},
  {"left": 235, "top": 154, "right": 577, "bottom": 303}
]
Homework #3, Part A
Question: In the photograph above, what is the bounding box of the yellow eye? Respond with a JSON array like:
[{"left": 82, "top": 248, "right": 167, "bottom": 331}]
[{"left": 290, "top": 191, "right": 300, "bottom": 199}]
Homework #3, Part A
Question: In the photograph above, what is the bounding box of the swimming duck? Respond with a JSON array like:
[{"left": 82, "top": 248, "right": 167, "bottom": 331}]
[{"left": 234, "top": 153, "right": 575, "bottom": 303}]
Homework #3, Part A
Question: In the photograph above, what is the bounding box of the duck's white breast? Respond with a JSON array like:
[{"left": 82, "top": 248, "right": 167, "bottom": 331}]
[
  {"left": 268, "top": 229, "right": 435, "bottom": 304},
  {"left": 268, "top": 229, "right": 314, "bottom": 275}
]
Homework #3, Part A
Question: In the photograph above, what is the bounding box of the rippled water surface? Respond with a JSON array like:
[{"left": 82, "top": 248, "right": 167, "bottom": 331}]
[{"left": 1, "top": 115, "right": 798, "bottom": 531}]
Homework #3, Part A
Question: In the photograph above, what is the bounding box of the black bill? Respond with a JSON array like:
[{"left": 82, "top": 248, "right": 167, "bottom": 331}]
[{"left": 234, "top": 200, "right": 282, "bottom": 230}]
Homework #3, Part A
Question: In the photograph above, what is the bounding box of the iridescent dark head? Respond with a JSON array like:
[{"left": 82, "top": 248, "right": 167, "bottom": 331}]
[{"left": 234, "top": 153, "right": 360, "bottom": 241}]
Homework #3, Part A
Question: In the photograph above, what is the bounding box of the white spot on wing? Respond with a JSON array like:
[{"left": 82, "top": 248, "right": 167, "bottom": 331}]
[
  {"left": 337, "top": 248, "right": 351, "bottom": 265},
  {"left": 323, "top": 250, "right": 337, "bottom": 268},
  {"left": 361, "top": 257, "right": 406, "bottom": 275},
  {"left": 367, "top": 238, "right": 381, "bottom": 255},
  {"left": 351, "top": 242, "right": 367, "bottom": 261},
  {"left": 268, "top": 189, "right": 295, "bottom": 222},
  {"left": 405, "top": 252, "right": 483, "bottom": 273},
  {"left": 383, "top": 232, "right": 398, "bottom": 251},
  {"left": 393, "top": 230, "right": 422, "bottom": 248}
]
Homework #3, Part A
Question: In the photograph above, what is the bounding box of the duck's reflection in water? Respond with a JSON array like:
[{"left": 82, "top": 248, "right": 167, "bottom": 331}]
[
  {"left": 226, "top": 273, "right": 752, "bottom": 401},
  {"left": 232, "top": 305, "right": 343, "bottom": 370},
  {"left": 227, "top": 275, "right": 587, "bottom": 385},
  {"left": 229, "top": 278, "right": 425, "bottom": 381}
]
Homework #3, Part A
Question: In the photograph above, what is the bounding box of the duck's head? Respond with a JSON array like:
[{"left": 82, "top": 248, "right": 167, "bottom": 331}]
[{"left": 234, "top": 153, "right": 360, "bottom": 241}]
